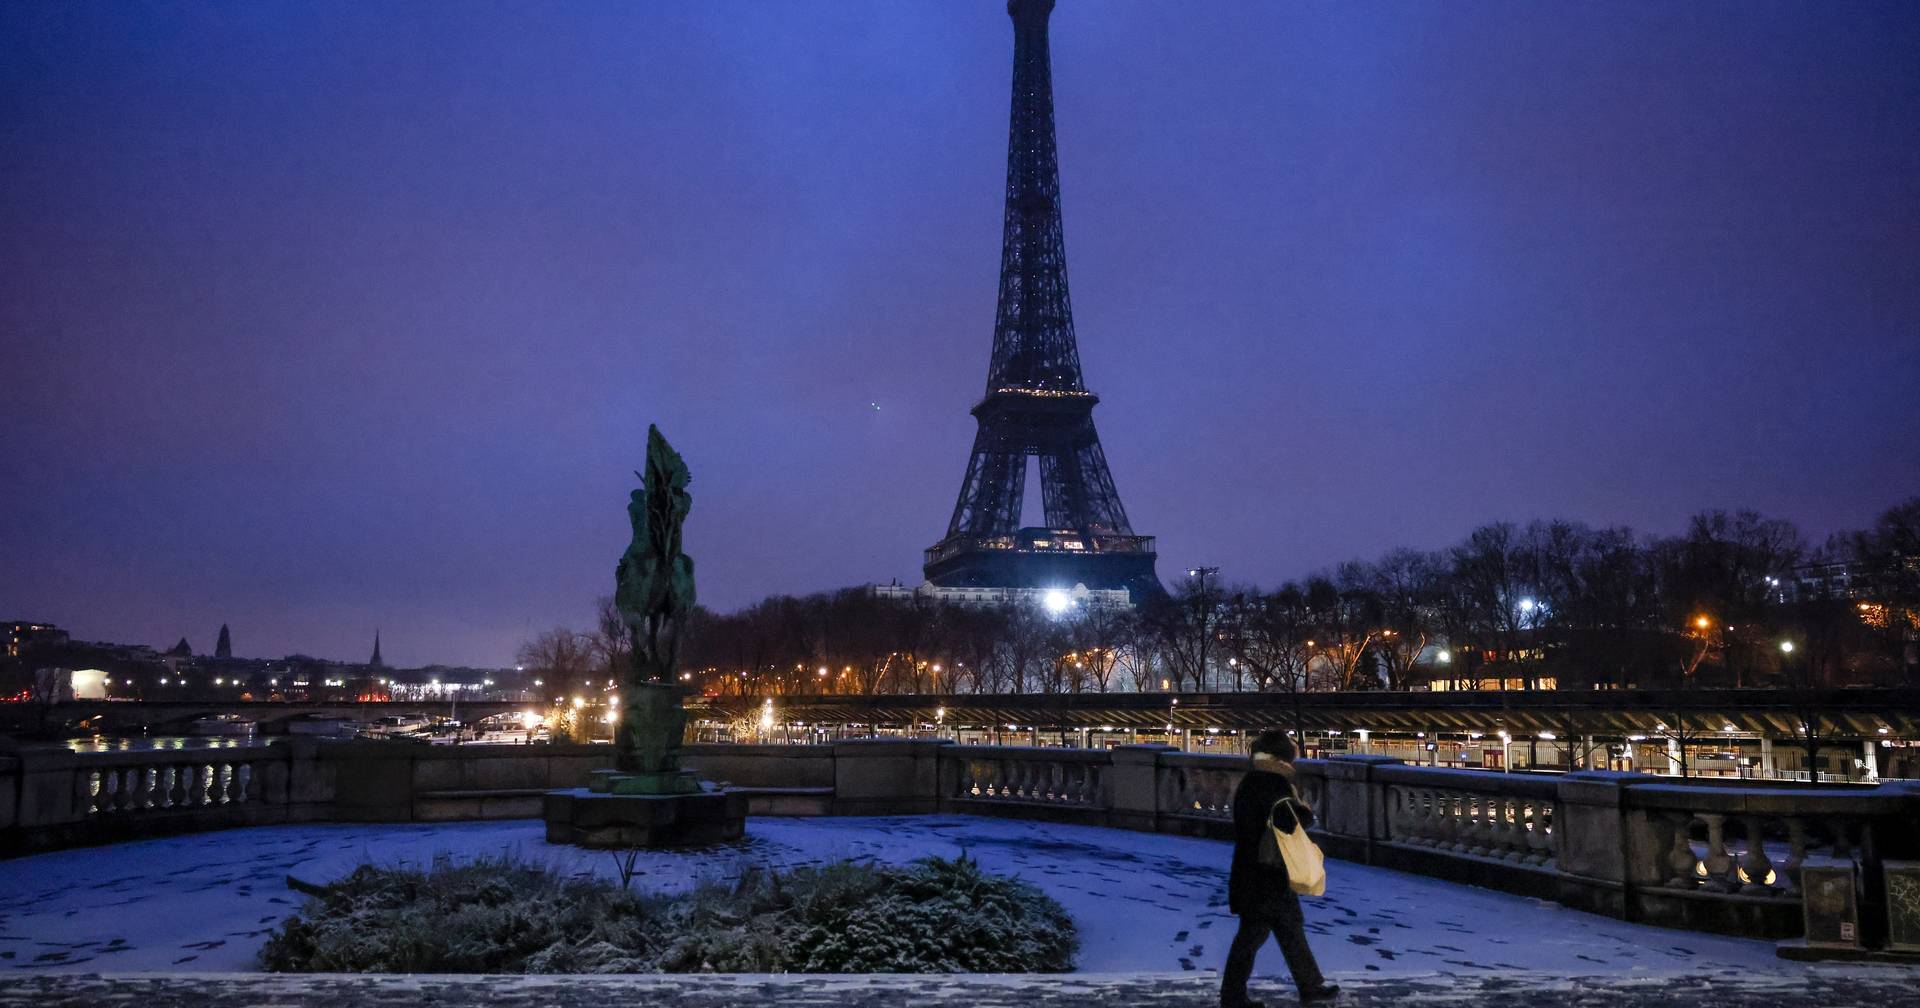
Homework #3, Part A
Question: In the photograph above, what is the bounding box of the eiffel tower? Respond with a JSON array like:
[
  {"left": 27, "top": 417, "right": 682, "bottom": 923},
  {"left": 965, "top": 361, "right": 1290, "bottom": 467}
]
[{"left": 923, "top": 0, "right": 1160, "bottom": 600}]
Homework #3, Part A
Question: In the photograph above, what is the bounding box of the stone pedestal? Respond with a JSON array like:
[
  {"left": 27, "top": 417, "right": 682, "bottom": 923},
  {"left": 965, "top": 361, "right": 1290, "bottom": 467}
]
[
  {"left": 1802, "top": 856, "right": 1861, "bottom": 948},
  {"left": 1107, "top": 744, "right": 1174, "bottom": 833},
  {"left": 543, "top": 788, "right": 746, "bottom": 849},
  {"left": 587, "top": 767, "right": 700, "bottom": 795},
  {"left": 830, "top": 739, "right": 950, "bottom": 815}
]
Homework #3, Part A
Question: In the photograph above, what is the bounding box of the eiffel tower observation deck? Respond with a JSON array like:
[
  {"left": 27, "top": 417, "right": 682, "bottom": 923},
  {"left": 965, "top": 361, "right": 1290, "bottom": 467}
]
[{"left": 925, "top": 0, "right": 1161, "bottom": 601}]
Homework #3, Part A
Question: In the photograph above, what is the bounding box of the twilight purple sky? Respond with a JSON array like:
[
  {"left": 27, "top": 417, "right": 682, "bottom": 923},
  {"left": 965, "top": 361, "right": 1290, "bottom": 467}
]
[{"left": 3, "top": 2, "right": 1917, "bottom": 667}]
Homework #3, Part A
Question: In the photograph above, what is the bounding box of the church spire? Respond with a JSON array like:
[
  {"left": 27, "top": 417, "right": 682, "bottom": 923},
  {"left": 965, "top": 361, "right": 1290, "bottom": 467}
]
[
  {"left": 370, "top": 630, "right": 384, "bottom": 669},
  {"left": 215, "top": 623, "right": 232, "bottom": 659}
]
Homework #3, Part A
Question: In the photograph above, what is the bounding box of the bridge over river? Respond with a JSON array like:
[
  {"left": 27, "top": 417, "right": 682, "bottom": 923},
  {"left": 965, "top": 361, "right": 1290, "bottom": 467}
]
[{"left": 693, "top": 687, "right": 1920, "bottom": 739}]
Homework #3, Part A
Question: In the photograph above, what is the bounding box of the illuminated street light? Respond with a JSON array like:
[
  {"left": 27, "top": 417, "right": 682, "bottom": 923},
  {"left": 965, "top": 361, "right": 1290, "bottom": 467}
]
[
  {"left": 1043, "top": 589, "right": 1071, "bottom": 615},
  {"left": 1436, "top": 650, "right": 1452, "bottom": 664},
  {"left": 1779, "top": 641, "right": 1795, "bottom": 654}
]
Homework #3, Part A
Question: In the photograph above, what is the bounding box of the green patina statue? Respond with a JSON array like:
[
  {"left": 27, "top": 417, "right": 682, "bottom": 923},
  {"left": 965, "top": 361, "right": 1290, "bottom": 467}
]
[{"left": 603, "top": 424, "right": 699, "bottom": 792}]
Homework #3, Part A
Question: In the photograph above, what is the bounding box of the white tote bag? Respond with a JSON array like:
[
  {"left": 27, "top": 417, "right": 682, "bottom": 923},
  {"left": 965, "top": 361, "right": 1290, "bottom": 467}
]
[{"left": 1259, "top": 796, "right": 1327, "bottom": 897}]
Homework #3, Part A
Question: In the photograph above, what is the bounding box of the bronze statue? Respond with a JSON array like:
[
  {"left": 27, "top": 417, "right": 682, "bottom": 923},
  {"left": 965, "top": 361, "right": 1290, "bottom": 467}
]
[{"left": 607, "top": 424, "right": 698, "bottom": 790}]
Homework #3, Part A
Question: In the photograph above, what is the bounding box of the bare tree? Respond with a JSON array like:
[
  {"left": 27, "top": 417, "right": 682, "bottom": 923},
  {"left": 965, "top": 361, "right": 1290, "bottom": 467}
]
[
  {"left": 516, "top": 628, "right": 596, "bottom": 696},
  {"left": 588, "top": 595, "right": 632, "bottom": 681}
]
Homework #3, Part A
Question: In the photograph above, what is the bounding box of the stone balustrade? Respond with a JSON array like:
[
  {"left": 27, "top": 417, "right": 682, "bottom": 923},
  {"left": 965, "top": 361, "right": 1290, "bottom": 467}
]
[
  {"left": 79, "top": 746, "right": 268, "bottom": 817},
  {"left": 943, "top": 745, "right": 1107, "bottom": 810},
  {"left": 1614, "top": 781, "right": 1909, "bottom": 935},
  {"left": 3, "top": 736, "right": 1915, "bottom": 943},
  {"left": 1377, "top": 765, "right": 1560, "bottom": 869}
]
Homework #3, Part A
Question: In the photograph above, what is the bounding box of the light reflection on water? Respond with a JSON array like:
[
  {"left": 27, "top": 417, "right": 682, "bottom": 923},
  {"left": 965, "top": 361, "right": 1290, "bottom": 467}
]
[{"left": 66, "top": 734, "right": 264, "bottom": 753}]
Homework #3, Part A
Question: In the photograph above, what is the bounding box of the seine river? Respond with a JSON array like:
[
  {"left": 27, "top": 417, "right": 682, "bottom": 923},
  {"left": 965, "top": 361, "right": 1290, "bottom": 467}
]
[{"left": 66, "top": 734, "right": 263, "bottom": 753}]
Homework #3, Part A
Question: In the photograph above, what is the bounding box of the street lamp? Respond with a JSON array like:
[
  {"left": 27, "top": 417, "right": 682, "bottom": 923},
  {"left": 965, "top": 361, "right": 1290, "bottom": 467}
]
[
  {"left": 1188, "top": 566, "right": 1220, "bottom": 688},
  {"left": 1043, "top": 589, "right": 1072, "bottom": 615}
]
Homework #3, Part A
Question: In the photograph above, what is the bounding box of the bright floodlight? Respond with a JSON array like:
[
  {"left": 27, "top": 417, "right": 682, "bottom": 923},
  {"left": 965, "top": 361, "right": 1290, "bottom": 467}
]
[
  {"left": 1518, "top": 598, "right": 1537, "bottom": 613},
  {"left": 1779, "top": 640, "right": 1795, "bottom": 653},
  {"left": 1436, "top": 650, "right": 1452, "bottom": 664},
  {"left": 1043, "top": 589, "right": 1072, "bottom": 614}
]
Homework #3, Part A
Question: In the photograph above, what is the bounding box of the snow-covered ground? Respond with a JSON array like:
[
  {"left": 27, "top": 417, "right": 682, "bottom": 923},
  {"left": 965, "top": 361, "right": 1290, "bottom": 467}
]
[{"left": 0, "top": 815, "right": 1861, "bottom": 980}]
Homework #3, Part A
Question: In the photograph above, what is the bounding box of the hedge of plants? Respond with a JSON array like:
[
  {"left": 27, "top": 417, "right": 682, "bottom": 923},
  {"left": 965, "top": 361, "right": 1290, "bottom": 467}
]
[{"left": 261, "top": 852, "right": 1077, "bottom": 974}]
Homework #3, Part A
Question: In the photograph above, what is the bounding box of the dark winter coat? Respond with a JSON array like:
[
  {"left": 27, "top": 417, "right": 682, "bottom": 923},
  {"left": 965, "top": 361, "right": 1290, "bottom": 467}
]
[{"left": 1226, "top": 759, "right": 1315, "bottom": 917}]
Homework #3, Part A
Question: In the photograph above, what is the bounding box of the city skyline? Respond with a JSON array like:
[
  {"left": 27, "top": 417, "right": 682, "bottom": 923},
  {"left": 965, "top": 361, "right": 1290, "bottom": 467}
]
[{"left": 4, "top": 1, "right": 1917, "bottom": 667}]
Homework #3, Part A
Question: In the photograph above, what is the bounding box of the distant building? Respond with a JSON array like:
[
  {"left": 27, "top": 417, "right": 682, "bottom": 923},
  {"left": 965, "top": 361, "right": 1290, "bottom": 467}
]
[
  {"left": 6, "top": 621, "right": 68, "bottom": 658},
  {"left": 214, "top": 623, "right": 232, "bottom": 659},
  {"left": 1789, "top": 555, "right": 1919, "bottom": 602},
  {"left": 871, "top": 580, "right": 1133, "bottom": 613}
]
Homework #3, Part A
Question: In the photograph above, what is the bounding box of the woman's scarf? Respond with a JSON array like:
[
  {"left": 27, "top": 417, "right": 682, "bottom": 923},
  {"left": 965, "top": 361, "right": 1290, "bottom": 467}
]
[{"left": 1250, "top": 752, "right": 1296, "bottom": 780}]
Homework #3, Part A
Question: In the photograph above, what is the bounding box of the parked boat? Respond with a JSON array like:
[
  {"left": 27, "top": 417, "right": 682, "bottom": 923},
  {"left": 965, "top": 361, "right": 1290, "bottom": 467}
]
[{"left": 186, "top": 714, "right": 256, "bottom": 737}]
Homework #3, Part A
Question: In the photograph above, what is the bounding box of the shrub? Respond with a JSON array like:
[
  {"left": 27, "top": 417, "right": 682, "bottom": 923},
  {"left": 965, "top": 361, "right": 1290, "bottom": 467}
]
[{"left": 261, "top": 851, "right": 1076, "bottom": 974}]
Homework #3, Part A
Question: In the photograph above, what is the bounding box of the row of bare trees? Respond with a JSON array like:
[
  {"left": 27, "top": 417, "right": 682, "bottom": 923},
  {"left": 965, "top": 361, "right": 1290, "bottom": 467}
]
[{"left": 514, "top": 500, "right": 1919, "bottom": 702}]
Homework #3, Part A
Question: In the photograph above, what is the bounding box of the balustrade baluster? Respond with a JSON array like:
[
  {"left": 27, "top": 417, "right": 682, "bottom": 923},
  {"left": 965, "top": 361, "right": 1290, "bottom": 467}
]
[
  {"left": 1506, "top": 800, "right": 1529, "bottom": 862},
  {"left": 1489, "top": 798, "right": 1515, "bottom": 860},
  {"left": 1525, "top": 802, "right": 1554, "bottom": 865},
  {"left": 1665, "top": 813, "right": 1699, "bottom": 887},
  {"left": 1467, "top": 796, "right": 1492, "bottom": 856},
  {"left": 1738, "top": 815, "right": 1774, "bottom": 892},
  {"left": 1701, "top": 813, "right": 1735, "bottom": 892},
  {"left": 1781, "top": 817, "right": 1809, "bottom": 894}
]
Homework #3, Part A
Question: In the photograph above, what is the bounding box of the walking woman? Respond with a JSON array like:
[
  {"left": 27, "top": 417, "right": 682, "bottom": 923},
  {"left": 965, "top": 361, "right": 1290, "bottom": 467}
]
[{"left": 1221, "top": 730, "right": 1338, "bottom": 1007}]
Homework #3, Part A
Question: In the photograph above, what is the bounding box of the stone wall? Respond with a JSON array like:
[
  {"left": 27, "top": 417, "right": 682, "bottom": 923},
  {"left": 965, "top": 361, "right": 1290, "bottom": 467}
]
[{"left": 4, "top": 736, "right": 1915, "bottom": 944}]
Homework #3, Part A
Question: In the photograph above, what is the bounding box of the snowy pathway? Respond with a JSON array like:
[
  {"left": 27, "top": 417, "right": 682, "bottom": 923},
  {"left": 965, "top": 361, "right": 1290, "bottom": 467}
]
[{"left": 0, "top": 815, "right": 1887, "bottom": 983}]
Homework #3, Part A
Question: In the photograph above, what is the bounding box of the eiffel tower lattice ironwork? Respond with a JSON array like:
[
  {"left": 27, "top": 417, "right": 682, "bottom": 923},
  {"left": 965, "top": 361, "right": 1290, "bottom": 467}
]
[{"left": 923, "top": 0, "right": 1160, "bottom": 599}]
